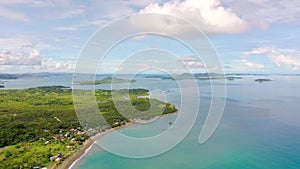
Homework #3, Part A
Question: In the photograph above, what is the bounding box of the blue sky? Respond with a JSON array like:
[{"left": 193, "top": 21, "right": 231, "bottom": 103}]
[{"left": 0, "top": 0, "right": 300, "bottom": 74}]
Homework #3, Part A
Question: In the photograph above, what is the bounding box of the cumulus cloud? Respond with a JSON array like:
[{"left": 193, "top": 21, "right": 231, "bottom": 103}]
[
  {"left": 0, "top": 37, "right": 75, "bottom": 72},
  {"left": 16, "top": 58, "right": 75, "bottom": 72},
  {"left": 0, "top": 38, "right": 43, "bottom": 66},
  {"left": 54, "top": 62, "right": 73, "bottom": 70},
  {"left": 139, "top": 0, "right": 250, "bottom": 35},
  {"left": 270, "top": 55, "right": 300, "bottom": 70},
  {"left": 180, "top": 55, "right": 206, "bottom": 68},
  {"left": 0, "top": 49, "right": 42, "bottom": 66},
  {"left": 243, "top": 47, "right": 300, "bottom": 70}
]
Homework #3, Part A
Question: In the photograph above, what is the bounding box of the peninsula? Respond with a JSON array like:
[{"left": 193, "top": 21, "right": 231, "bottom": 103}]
[{"left": 0, "top": 86, "right": 177, "bottom": 168}]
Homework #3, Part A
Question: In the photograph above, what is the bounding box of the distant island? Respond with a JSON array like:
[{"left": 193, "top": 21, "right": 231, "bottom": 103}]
[
  {"left": 145, "top": 73, "right": 243, "bottom": 81},
  {"left": 0, "top": 72, "right": 63, "bottom": 79},
  {"left": 78, "top": 77, "right": 136, "bottom": 85},
  {"left": 0, "top": 85, "right": 4, "bottom": 88},
  {"left": 255, "top": 79, "right": 272, "bottom": 83},
  {"left": 226, "top": 76, "right": 243, "bottom": 81},
  {"left": 0, "top": 74, "right": 18, "bottom": 79}
]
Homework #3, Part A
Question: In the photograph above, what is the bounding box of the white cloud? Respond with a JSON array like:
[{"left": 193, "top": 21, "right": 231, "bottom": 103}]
[
  {"left": 41, "top": 58, "right": 74, "bottom": 71},
  {"left": 0, "top": 37, "right": 44, "bottom": 66},
  {"left": 0, "top": 38, "right": 33, "bottom": 50},
  {"left": 180, "top": 55, "right": 206, "bottom": 68},
  {"left": 51, "top": 0, "right": 164, "bottom": 32},
  {"left": 139, "top": 0, "right": 250, "bottom": 35},
  {"left": 223, "top": 0, "right": 300, "bottom": 28},
  {"left": 28, "top": 49, "right": 41, "bottom": 62},
  {"left": 242, "top": 47, "right": 275, "bottom": 55},
  {"left": 234, "top": 59, "right": 266, "bottom": 69},
  {"left": 269, "top": 54, "right": 300, "bottom": 69},
  {"left": 15, "top": 57, "right": 75, "bottom": 72},
  {"left": 243, "top": 47, "right": 300, "bottom": 70},
  {"left": 0, "top": 49, "right": 42, "bottom": 66},
  {"left": 0, "top": 36, "right": 61, "bottom": 52}
]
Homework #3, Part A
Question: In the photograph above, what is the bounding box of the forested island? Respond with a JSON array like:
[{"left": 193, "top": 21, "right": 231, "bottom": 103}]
[
  {"left": 0, "top": 72, "right": 75, "bottom": 80},
  {"left": 0, "top": 86, "right": 177, "bottom": 169},
  {"left": 145, "top": 73, "right": 243, "bottom": 81},
  {"left": 78, "top": 77, "right": 136, "bottom": 85},
  {"left": 254, "top": 79, "right": 272, "bottom": 83}
]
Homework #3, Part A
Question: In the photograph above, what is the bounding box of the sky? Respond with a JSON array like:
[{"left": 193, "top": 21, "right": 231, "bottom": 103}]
[{"left": 0, "top": 0, "right": 300, "bottom": 74}]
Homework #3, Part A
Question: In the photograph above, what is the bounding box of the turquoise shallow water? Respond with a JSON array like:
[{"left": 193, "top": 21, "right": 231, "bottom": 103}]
[{"left": 70, "top": 75, "right": 300, "bottom": 169}]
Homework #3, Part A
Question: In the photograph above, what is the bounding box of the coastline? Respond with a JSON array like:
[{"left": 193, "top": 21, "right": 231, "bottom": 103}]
[
  {"left": 56, "top": 122, "right": 135, "bottom": 169},
  {"left": 58, "top": 109, "right": 179, "bottom": 169}
]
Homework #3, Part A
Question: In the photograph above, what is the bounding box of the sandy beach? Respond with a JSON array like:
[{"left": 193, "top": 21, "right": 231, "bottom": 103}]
[
  {"left": 57, "top": 109, "right": 179, "bottom": 169},
  {"left": 56, "top": 122, "right": 135, "bottom": 169}
]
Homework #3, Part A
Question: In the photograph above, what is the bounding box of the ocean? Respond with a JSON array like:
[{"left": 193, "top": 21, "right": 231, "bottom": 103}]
[{"left": 2, "top": 74, "right": 300, "bottom": 169}]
